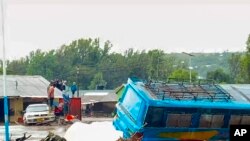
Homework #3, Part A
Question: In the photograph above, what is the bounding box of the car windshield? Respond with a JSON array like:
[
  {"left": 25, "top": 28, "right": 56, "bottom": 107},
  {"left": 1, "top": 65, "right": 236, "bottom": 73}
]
[{"left": 26, "top": 105, "right": 48, "bottom": 112}]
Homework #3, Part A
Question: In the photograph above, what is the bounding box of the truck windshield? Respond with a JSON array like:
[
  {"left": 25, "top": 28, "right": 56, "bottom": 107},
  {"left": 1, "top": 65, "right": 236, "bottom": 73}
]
[
  {"left": 26, "top": 105, "right": 48, "bottom": 112},
  {"left": 122, "top": 88, "right": 143, "bottom": 121}
]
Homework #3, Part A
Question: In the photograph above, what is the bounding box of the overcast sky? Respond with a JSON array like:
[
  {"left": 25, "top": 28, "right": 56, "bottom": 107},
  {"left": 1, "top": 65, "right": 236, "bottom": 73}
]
[{"left": 1, "top": 0, "right": 250, "bottom": 59}]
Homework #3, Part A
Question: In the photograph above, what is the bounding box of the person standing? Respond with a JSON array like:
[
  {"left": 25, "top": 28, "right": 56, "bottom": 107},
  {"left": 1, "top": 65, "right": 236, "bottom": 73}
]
[
  {"left": 71, "top": 82, "right": 77, "bottom": 97},
  {"left": 47, "top": 82, "right": 52, "bottom": 105},
  {"left": 48, "top": 83, "right": 55, "bottom": 109},
  {"left": 62, "top": 90, "right": 70, "bottom": 116}
]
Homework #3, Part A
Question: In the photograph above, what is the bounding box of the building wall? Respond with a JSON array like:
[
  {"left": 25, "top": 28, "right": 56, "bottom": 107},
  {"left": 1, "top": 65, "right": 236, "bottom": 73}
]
[
  {"left": 84, "top": 102, "right": 116, "bottom": 117},
  {"left": 9, "top": 98, "right": 23, "bottom": 122}
]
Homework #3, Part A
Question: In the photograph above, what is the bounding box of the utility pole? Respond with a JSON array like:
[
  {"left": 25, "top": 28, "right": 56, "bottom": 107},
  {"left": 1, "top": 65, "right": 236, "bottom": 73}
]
[
  {"left": 182, "top": 52, "right": 194, "bottom": 83},
  {"left": 1, "top": 0, "right": 10, "bottom": 140}
]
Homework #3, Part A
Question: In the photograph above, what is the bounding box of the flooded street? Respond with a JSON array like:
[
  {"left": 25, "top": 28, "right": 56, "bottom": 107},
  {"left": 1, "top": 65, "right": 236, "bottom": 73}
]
[
  {"left": 0, "top": 118, "right": 113, "bottom": 141},
  {"left": 0, "top": 125, "right": 68, "bottom": 141}
]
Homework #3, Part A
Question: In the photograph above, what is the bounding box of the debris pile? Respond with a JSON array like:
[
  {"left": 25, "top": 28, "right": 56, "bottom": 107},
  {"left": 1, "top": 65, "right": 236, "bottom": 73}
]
[{"left": 41, "top": 132, "right": 66, "bottom": 141}]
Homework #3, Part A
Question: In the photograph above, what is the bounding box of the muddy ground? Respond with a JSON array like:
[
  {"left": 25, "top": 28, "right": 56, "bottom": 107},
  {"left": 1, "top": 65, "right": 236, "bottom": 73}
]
[{"left": 0, "top": 117, "right": 113, "bottom": 141}]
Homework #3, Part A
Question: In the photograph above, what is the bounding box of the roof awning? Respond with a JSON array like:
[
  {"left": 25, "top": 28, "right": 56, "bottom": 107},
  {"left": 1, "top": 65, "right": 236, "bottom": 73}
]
[{"left": 19, "top": 95, "right": 62, "bottom": 98}]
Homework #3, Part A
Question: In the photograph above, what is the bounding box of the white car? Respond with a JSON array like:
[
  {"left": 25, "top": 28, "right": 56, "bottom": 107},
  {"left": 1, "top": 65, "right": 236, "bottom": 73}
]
[{"left": 23, "top": 104, "right": 55, "bottom": 125}]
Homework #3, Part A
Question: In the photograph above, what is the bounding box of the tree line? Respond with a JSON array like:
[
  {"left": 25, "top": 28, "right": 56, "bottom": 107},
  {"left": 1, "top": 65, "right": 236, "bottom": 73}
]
[
  {"left": 1, "top": 35, "right": 250, "bottom": 89},
  {"left": 205, "top": 34, "right": 250, "bottom": 84}
]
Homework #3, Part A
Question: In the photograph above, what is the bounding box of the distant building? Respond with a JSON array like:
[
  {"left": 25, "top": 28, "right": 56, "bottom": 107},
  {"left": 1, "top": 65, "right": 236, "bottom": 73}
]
[
  {"left": 0, "top": 75, "right": 62, "bottom": 122},
  {"left": 80, "top": 90, "right": 117, "bottom": 117}
]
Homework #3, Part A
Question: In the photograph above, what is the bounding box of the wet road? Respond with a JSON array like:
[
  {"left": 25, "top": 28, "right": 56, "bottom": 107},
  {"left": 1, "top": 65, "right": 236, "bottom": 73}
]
[
  {"left": 0, "top": 125, "right": 68, "bottom": 141},
  {"left": 0, "top": 118, "right": 113, "bottom": 141}
]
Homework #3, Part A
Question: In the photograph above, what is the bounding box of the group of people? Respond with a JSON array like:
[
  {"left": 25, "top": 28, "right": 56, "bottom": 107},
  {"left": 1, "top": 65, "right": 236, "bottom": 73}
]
[
  {"left": 47, "top": 79, "right": 78, "bottom": 117},
  {"left": 50, "top": 79, "right": 78, "bottom": 96},
  {"left": 54, "top": 90, "right": 70, "bottom": 117},
  {"left": 52, "top": 79, "right": 67, "bottom": 91}
]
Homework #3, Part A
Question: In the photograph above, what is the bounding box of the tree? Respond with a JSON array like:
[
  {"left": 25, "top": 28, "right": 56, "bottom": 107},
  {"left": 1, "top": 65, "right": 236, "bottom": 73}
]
[
  {"left": 147, "top": 49, "right": 165, "bottom": 80},
  {"left": 6, "top": 37, "right": 238, "bottom": 89},
  {"left": 27, "top": 49, "right": 59, "bottom": 80},
  {"left": 5, "top": 57, "right": 29, "bottom": 75},
  {"left": 169, "top": 69, "right": 198, "bottom": 82},
  {"left": 125, "top": 49, "right": 150, "bottom": 80},
  {"left": 239, "top": 55, "right": 250, "bottom": 83},
  {"left": 244, "top": 34, "right": 250, "bottom": 82},
  {"left": 99, "top": 53, "right": 128, "bottom": 89},
  {"left": 247, "top": 34, "right": 250, "bottom": 53},
  {"left": 206, "top": 68, "right": 231, "bottom": 83},
  {"left": 228, "top": 53, "right": 242, "bottom": 83},
  {"left": 102, "top": 40, "right": 112, "bottom": 58},
  {"left": 237, "top": 34, "right": 250, "bottom": 83},
  {"left": 88, "top": 72, "right": 107, "bottom": 89}
]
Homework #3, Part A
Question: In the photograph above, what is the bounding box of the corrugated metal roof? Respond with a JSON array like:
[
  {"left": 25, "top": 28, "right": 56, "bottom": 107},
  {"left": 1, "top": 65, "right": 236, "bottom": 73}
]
[
  {"left": 84, "top": 92, "right": 109, "bottom": 96},
  {"left": 0, "top": 75, "right": 62, "bottom": 98},
  {"left": 79, "top": 90, "right": 114, "bottom": 95},
  {"left": 80, "top": 90, "right": 117, "bottom": 104},
  {"left": 220, "top": 84, "right": 250, "bottom": 103}
]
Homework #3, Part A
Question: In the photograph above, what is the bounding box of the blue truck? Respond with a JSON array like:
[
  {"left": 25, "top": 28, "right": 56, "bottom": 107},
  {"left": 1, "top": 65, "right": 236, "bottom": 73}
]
[{"left": 113, "top": 78, "right": 250, "bottom": 141}]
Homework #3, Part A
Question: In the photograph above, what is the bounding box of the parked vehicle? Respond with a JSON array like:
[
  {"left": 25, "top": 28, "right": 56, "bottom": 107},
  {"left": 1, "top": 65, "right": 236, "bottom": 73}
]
[
  {"left": 113, "top": 78, "right": 250, "bottom": 141},
  {"left": 23, "top": 104, "right": 55, "bottom": 125}
]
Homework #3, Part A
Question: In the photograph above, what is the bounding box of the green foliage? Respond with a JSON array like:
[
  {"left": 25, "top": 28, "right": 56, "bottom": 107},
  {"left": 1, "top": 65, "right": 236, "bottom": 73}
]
[
  {"left": 238, "top": 54, "right": 250, "bottom": 83},
  {"left": 169, "top": 69, "right": 198, "bottom": 81},
  {"left": 27, "top": 49, "right": 58, "bottom": 80},
  {"left": 228, "top": 53, "right": 242, "bottom": 83},
  {"left": 231, "top": 34, "right": 250, "bottom": 83},
  {"left": 88, "top": 72, "right": 107, "bottom": 89},
  {"left": 206, "top": 68, "right": 231, "bottom": 83},
  {"left": 242, "top": 34, "right": 250, "bottom": 83},
  {"left": 247, "top": 34, "right": 250, "bottom": 53},
  {"left": 7, "top": 35, "right": 250, "bottom": 89},
  {"left": 6, "top": 57, "right": 29, "bottom": 75},
  {"left": 170, "top": 52, "right": 232, "bottom": 78}
]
